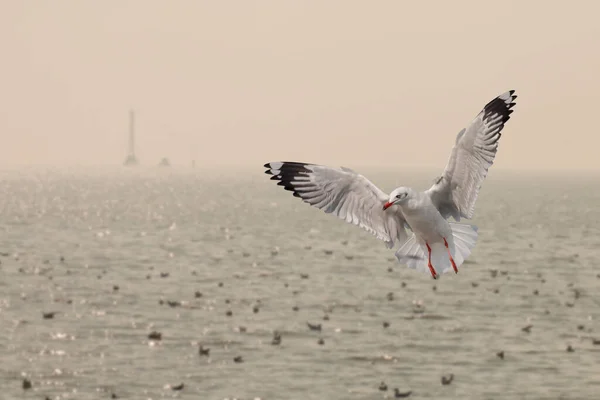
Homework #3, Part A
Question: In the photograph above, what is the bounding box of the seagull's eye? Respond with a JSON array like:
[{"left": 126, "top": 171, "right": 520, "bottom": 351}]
[{"left": 396, "top": 194, "right": 401, "bottom": 199}]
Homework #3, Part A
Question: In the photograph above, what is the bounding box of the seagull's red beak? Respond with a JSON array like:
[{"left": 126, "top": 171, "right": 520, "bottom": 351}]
[{"left": 383, "top": 201, "right": 393, "bottom": 210}]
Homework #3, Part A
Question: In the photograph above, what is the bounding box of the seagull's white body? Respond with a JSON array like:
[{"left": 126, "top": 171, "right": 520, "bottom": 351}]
[
  {"left": 386, "top": 189, "right": 470, "bottom": 277},
  {"left": 264, "top": 90, "right": 517, "bottom": 279},
  {"left": 399, "top": 191, "right": 451, "bottom": 242}
]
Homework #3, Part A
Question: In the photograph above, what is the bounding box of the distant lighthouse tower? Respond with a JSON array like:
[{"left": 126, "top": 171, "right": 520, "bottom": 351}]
[{"left": 123, "top": 109, "right": 139, "bottom": 166}]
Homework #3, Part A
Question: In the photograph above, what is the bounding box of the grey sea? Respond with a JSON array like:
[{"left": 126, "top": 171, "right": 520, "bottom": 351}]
[{"left": 1, "top": 166, "right": 600, "bottom": 400}]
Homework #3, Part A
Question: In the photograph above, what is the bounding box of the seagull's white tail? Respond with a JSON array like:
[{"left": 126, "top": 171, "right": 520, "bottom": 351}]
[
  {"left": 395, "top": 223, "right": 478, "bottom": 277},
  {"left": 448, "top": 223, "right": 479, "bottom": 267}
]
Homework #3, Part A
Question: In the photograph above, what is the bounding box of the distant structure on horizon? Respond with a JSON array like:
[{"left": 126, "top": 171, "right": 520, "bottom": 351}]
[
  {"left": 123, "top": 109, "right": 139, "bottom": 166},
  {"left": 158, "top": 157, "right": 171, "bottom": 167}
]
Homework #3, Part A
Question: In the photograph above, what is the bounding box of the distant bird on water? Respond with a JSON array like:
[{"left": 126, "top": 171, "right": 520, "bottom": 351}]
[
  {"left": 394, "top": 388, "right": 412, "bottom": 398},
  {"left": 264, "top": 91, "right": 518, "bottom": 279},
  {"left": 441, "top": 373, "right": 454, "bottom": 385},
  {"left": 198, "top": 345, "right": 210, "bottom": 356}
]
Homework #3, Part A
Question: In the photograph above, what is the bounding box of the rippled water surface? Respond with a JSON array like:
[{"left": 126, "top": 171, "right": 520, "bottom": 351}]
[{"left": 1, "top": 167, "right": 600, "bottom": 400}]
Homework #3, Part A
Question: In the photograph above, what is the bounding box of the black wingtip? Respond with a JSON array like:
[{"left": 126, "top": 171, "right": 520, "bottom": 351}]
[
  {"left": 482, "top": 90, "right": 517, "bottom": 123},
  {"left": 264, "top": 162, "right": 276, "bottom": 174},
  {"left": 263, "top": 161, "right": 314, "bottom": 200},
  {"left": 507, "top": 91, "right": 517, "bottom": 104}
]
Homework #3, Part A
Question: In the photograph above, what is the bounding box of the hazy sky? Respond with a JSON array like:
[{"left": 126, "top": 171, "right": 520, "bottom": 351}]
[{"left": 2, "top": 1, "right": 600, "bottom": 170}]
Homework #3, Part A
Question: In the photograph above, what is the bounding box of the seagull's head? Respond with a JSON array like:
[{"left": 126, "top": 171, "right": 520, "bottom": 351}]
[{"left": 383, "top": 187, "right": 412, "bottom": 210}]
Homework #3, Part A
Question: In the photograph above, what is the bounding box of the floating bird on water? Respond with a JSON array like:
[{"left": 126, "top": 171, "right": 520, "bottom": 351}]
[
  {"left": 394, "top": 388, "right": 412, "bottom": 398},
  {"left": 307, "top": 322, "right": 322, "bottom": 331},
  {"left": 271, "top": 331, "right": 282, "bottom": 345},
  {"left": 264, "top": 91, "right": 517, "bottom": 279},
  {"left": 198, "top": 345, "right": 210, "bottom": 356},
  {"left": 148, "top": 331, "right": 162, "bottom": 340},
  {"left": 441, "top": 373, "right": 454, "bottom": 385},
  {"left": 521, "top": 324, "right": 533, "bottom": 333},
  {"left": 171, "top": 383, "right": 184, "bottom": 391}
]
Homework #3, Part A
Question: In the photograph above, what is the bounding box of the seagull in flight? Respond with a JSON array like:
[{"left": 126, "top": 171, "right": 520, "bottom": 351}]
[{"left": 264, "top": 90, "right": 517, "bottom": 279}]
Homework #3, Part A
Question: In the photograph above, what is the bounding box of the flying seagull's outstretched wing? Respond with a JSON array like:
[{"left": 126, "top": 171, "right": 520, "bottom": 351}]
[
  {"left": 426, "top": 90, "right": 517, "bottom": 221},
  {"left": 264, "top": 162, "right": 408, "bottom": 248}
]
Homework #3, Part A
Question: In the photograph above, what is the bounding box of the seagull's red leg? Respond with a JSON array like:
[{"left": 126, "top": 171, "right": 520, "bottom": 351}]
[
  {"left": 426, "top": 243, "right": 437, "bottom": 279},
  {"left": 443, "top": 238, "right": 458, "bottom": 274}
]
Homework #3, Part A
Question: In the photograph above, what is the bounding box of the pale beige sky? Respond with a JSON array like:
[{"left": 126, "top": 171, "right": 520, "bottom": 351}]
[{"left": 1, "top": 0, "right": 599, "bottom": 170}]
